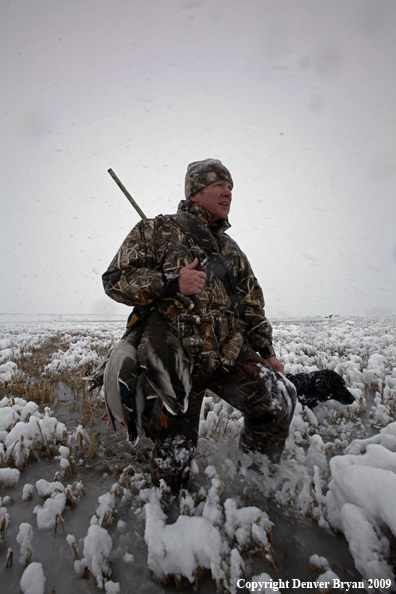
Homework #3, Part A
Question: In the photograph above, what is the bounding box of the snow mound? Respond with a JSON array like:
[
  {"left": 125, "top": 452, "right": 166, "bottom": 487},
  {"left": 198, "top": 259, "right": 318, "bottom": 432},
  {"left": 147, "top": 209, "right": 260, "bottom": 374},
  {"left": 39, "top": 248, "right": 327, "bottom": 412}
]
[
  {"left": 20, "top": 562, "right": 46, "bottom": 594},
  {"left": 74, "top": 524, "right": 114, "bottom": 589},
  {"left": 145, "top": 500, "right": 222, "bottom": 584},
  {"left": 325, "top": 427, "right": 396, "bottom": 585}
]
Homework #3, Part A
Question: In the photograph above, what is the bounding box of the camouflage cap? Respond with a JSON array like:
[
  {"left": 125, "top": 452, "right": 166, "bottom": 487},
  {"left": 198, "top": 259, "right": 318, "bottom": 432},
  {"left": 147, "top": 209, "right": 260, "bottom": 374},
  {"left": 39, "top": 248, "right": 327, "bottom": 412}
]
[{"left": 185, "top": 159, "right": 233, "bottom": 199}]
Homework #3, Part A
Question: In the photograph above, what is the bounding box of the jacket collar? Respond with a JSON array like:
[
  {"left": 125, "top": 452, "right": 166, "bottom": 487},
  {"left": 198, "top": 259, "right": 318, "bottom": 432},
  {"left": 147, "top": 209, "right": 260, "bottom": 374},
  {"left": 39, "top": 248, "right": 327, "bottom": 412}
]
[{"left": 176, "top": 200, "right": 231, "bottom": 238}]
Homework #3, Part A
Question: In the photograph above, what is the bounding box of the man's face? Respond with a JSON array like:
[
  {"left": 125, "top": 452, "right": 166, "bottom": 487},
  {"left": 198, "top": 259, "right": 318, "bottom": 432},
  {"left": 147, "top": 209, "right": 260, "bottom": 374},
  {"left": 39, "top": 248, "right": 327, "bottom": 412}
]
[{"left": 190, "top": 180, "right": 233, "bottom": 223}]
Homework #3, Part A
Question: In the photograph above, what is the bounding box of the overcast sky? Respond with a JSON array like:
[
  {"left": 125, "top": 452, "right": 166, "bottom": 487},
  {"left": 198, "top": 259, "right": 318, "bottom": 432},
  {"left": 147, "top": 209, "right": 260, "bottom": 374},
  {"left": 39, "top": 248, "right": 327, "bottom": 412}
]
[{"left": 1, "top": 0, "right": 395, "bottom": 320}]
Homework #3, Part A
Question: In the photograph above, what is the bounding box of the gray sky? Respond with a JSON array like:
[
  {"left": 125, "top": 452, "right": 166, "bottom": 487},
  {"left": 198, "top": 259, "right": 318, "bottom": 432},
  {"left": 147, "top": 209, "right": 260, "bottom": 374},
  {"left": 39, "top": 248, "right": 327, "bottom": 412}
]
[{"left": 1, "top": 0, "right": 395, "bottom": 319}]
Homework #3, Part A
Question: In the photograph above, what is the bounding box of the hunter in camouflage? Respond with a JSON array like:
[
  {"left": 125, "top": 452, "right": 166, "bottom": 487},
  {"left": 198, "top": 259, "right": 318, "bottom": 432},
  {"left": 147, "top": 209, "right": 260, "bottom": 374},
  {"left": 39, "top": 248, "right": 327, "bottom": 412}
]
[{"left": 102, "top": 158, "right": 297, "bottom": 490}]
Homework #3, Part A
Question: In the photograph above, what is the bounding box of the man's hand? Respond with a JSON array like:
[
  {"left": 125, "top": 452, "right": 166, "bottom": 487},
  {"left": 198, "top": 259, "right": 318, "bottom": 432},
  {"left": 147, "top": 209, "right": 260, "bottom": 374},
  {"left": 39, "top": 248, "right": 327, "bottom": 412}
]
[
  {"left": 265, "top": 357, "right": 284, "bottom": 374},
  {"left": 178, "top": 258, "right": 207, "bottom": 295}
]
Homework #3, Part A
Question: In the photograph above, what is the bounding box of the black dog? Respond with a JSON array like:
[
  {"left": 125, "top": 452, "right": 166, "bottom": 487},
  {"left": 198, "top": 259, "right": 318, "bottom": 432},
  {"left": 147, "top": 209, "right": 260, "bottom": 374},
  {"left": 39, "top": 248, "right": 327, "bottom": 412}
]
[{"left": 285, "top": 369, "right": 355, "bottom": 408}]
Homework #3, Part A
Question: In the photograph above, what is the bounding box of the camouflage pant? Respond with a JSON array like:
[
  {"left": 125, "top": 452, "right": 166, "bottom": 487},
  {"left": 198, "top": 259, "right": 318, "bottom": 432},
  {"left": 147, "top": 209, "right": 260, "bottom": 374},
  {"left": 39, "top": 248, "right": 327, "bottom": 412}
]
[{"left": 151, "top": 346, "right": 297, "bottom": 490}]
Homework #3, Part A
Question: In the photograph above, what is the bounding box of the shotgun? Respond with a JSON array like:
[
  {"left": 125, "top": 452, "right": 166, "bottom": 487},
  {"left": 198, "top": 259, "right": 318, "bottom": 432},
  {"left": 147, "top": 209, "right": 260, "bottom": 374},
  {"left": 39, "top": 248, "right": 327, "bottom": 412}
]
[
  {"left": 107, "top": 168, "right": 203, "bottom": 327},
  {"left": 108, "top": 168, "right": 147, "bottom": 220}
]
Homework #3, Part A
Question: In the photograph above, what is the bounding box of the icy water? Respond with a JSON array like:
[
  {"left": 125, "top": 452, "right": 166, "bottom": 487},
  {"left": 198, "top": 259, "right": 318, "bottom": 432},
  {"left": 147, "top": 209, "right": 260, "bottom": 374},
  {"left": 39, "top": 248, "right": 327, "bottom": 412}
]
[
  {"left": 0, "top": 385, "right": 373, "bottom": 594},
  {"left": 0, "top": 463, "right": 366, "bottom": 594},
  {"left": 195, "top": 442, "right": 370, "bottom": 594}
]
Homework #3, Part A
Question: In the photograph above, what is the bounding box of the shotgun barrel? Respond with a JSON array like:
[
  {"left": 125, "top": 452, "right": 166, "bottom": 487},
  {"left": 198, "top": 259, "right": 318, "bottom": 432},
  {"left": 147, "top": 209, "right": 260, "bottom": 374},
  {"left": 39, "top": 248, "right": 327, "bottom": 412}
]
[{"left": 108, "top": 168, "right": 147, "bottom": 219}]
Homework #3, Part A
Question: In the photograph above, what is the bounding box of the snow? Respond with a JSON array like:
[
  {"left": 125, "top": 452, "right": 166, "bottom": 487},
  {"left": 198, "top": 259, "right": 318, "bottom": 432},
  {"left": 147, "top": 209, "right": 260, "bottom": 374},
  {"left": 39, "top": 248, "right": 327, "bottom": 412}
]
[
  {"left": 21, "top": 483, "right": 34, "bottom": 502},
  {"left": 325, "top": 442, "right": 396, "bottom": 581},
  {"left": 1, "top": 314, "right": 396, "bottom": 593},
  {"left": 33, "top": 491, "right": 67, "bottom": 530},
  {"left": 74, "top": 524, "right": 114, "bottom": 589},
  {"left": 0, "top": 468, "right": 20, "bottom": 487},
  {"left": 91, "top": 491, "right": 116, "bottom": 527},
  {"left": 144, "top": 499, "right": 222, "bottom": 584},
  {"left": 339, "top": 503, "right": 394, "bottom": 582},
  {"left": 0, "top": 361, "right": 17, "bottom": 383},
  {"left": 20, "top": 562, "right": 46, "bottom": 594},
  {"left": 122, "top": 552, "right": 134, "bottom": 564},
  {"left": 16, "top": 522, "right": 34, "bottom": 565}
]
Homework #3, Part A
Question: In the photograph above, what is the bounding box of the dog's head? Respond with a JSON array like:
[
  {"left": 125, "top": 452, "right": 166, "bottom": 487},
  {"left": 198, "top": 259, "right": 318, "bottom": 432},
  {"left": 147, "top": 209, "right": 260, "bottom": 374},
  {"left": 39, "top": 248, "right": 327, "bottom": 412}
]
[
  {"left": 286, "top": 369, "right": 355, "bottom": 408},
  {"left": 311, "top": 370, "right": 355, "bottom": 405}
]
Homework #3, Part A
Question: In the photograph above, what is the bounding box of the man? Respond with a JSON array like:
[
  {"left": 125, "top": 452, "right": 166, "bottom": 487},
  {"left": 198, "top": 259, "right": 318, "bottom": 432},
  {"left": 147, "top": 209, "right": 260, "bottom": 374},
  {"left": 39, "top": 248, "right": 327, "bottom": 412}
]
[{"left": 102, "top": 158, "right": 296, "bottom": 490}]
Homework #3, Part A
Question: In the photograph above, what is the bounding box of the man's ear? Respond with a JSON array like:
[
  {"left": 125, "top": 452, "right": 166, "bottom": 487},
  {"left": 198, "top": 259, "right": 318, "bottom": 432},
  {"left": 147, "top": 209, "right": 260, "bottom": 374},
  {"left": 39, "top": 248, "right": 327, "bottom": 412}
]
[{"left": 190, "top": 194, "right": 198, "bottom": 203}]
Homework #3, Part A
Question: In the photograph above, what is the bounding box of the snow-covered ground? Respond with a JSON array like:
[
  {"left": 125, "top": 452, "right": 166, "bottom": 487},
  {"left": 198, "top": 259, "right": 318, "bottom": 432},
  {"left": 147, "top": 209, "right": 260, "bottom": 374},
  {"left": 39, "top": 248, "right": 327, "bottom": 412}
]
[{"left": 0, "top": 315, "right": 395, "bottom": 594}]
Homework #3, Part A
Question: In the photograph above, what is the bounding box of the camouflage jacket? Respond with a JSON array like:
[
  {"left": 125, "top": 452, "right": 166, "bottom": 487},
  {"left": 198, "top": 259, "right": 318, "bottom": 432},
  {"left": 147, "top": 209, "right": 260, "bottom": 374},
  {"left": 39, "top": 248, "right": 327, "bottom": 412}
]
[{"left": 102, "top": 200, "right": 276, "bottom": 375}]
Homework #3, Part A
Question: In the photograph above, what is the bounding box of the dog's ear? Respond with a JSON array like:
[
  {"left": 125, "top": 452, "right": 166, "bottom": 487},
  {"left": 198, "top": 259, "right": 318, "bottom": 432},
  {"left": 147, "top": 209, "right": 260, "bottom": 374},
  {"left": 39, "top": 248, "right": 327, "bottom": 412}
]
[{"left": 285, "top": 373, "right": 320, "bottom": 408}]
